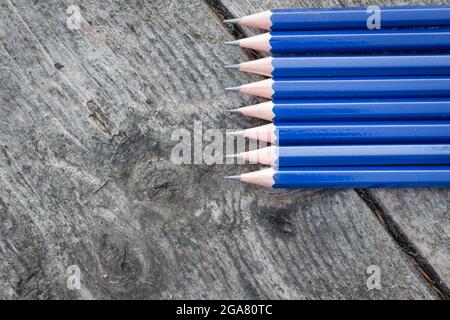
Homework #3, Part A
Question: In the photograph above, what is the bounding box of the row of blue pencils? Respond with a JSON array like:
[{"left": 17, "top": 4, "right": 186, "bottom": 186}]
[{"left": 224, "top": 4, "right": 450, "bottom": 189}]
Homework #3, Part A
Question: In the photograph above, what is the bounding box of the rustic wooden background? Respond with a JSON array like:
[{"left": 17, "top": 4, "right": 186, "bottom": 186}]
[{"left": 0, "top": 0, "right": 449, "bottom": 299}]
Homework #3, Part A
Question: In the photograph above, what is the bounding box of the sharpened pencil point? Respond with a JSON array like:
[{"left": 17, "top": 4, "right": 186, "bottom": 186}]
[
  {"left": 226, "top": 108, "right": 241, "bottom": 114},
  {"left": 226, "top": 130, "right": 245, "bottom": 136},
  {"left": 226, "top": 175, "right": 241, "bottom": 181},
  {"left": 223, "top": 18, "right": 240, "bottom": 25},
  {"left": 224, "top": 64, "right": 240, "bottom": 70},
  {"left": 225, "top": 86, "right": 241, "bottom": 92},
  {"left": 224, "top": 40, "right": 240, "bottom": 46}
]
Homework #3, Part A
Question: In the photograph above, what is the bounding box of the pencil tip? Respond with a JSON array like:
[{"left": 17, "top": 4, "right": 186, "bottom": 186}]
[
  {"left": 226, "top": 175, "right": 241, "bottom": 181},
  {"left": 225, "top": 86, "right": 241, "bottom": 92},
  {"left": 224, "top": 64, "right": 240, "bottom": 70},
  {"left": 224, "top": 40, "right": 240, "bottom": 46},
  {"left": 226, "top": 108, "right": 241, "bottom": 114},
  {"left": 226, "top": 130, "right": 244, "bottom": 136},
  {"left": 223, "top": 18, "right": 240, "bottom": 25}
]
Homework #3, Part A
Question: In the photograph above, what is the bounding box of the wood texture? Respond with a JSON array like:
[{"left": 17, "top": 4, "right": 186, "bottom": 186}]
[
  {"left": 370, "top": 189, "right": 450, "bottom": 287},
  {"left": 222, "top": 0, "right": 450, "bottom": 295},
  {"left": 0, "top": 0, "right": 441, "bottom": 299}
]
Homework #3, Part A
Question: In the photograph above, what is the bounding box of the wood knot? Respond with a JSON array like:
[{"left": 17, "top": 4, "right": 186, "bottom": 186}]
[
  {"left": 257, "top": 206, "right": 297, "bottom": 237},
  {"left": 99, "top": 235, "right": 144, "bottom": 286}
]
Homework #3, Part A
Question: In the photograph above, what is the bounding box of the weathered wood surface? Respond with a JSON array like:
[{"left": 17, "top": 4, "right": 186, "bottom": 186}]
[
  {"left": 222, "top": 0, "right": 450, "bottom": 296},
  {"left": 370, "top": 189, "right": 450, "bottom": 287},
  {"left": 0, "top": 0, "right": 444, "bottom": 299}
]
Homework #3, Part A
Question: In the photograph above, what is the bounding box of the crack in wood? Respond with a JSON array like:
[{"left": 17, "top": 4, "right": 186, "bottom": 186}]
[
  {"left": 356, "top": 189, "right": 450, "bottom": 300},
  {"left": 203, "top": 0, "right": 261, "bottom": 59}
]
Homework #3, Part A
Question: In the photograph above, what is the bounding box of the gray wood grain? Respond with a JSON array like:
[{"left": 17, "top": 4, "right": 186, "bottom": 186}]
[
  {"left": 370, "top": 189, "right": 450, "bottom": 287},
  {"left": 222, "top": 0, "right": 450, "bottom": 293},
  {"left": 0, "top": 0, "right": 439, "bottom": 299}
]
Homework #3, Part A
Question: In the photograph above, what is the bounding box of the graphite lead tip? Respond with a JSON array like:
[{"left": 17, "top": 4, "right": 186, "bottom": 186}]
[
  {"left": 226, "top": 130, "right": 245, "bottom": 136},
  {"left": 226, "top": 108, "right": 241, "bottom": 114},
  {"left": 223, "top": 18, "right": 240, "bottom": 25},
  {"left": 224, "top": 64, "right": 240, "bottom": 70},
  {"left": 226, "top": 175, "right": 241, "bottom": 181},
  {"left": 224, "top": 40, "right": 240, "bottom": 46},
  {"left": 225, "top": 86, "right": 241, "bottom": 92}
]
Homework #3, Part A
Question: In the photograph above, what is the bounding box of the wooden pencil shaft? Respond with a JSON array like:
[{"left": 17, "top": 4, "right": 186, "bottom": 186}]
[
  {"left": 234, "top": 55, "right": 450, "bottom": 78},
  {"left": 232, "top": 166, "right": 450, "bottom": 188},
  {"left": 241, "top": 121, "right": 450, "bottom": 146},
  {"left": 234, "top": 29, "right": 450, "bottom": 54},
  {"left": 232, "top": 6, "right": 450, "bottom": 31},
  {"left": 238, "top": 99, "right": 450, "bottom": 122},
  {"left": 239, "top": 145, "right": 450, "bottom": 167},
  {"left": 272, "top": 166, "right": 450, "bottom": 189},
  {"left": 237, "top": 77, "right": 450, "bottom": 100}
]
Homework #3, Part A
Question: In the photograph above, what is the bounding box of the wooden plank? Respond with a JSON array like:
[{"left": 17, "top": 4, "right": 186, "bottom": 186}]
[
  {"left": 0, "top": 0, "right": 437, "bottom": 299},
  {"left": 370, "top": 189, "right": 450, "bottom": 287},
  {"left": 221, "top": 0, "right": 450, "bottom": 293}
]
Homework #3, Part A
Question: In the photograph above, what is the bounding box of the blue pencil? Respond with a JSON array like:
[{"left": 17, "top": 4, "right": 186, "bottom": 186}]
[
  {"left": 226, "top": 77, "right": 450, "bottom": 100},
  {"left": 230, "top": 99, "right": 450, "bottom": 122},
  {"left": 225, "top": 55, "right": 450, "bottom": 78},
  {"left": 227, "top": 145, "right": 450, "bottom": 167},
  {"left": 225, "top": 29, "right": 450, "bottom": 54},
  {"left": 229, "top": 121, "right": 450, "bottom": 146},
  {"left": 227, "top": 166, "right": 450, "bottom": 189},
  {"left": 225, "top": 6, "right": 450, "bottom": 31}
]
